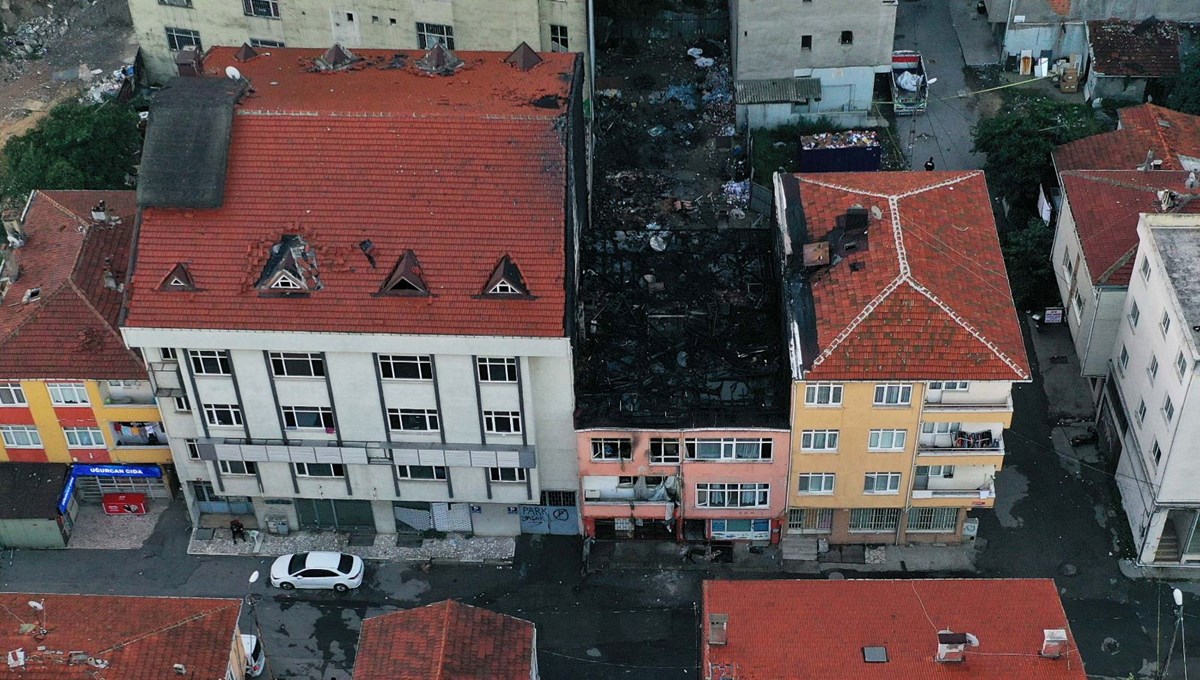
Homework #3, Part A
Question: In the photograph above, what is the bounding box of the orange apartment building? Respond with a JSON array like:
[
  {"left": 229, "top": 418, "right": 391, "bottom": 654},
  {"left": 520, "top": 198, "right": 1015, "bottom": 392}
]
[
  {"left": 0, "top": 191, "right": 172, "bottom": 514},
  {"left": 775, "top": 171, "right": 1030, "bottom": 548}
]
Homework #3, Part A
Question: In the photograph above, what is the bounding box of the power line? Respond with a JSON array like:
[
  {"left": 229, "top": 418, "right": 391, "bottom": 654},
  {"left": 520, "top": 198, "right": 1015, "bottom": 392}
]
[{"left": 540, "top": 649, "right": 694, "bottom": 671}]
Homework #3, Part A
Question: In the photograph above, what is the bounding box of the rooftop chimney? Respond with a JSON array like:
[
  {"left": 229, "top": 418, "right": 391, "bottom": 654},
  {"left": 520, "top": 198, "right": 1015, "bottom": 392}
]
[
  {"left": 175, "top": 46, "right": 203, "bottom": 77},
  {"left": 91, "top": 200, "right": 107, "bottom": 223},
  {"left": 935, "top": 631, "right": 978, "bottom": 663},
  {"left": 1040, "top": 629, "right": 1068, "bottom": 658},
  {"left": 1141, "top": 148, "right": 1156, "bottom": 171},
  {"left": 708, "top": 613, "right": 729, "bottom": 646},
  {"left": 1186, "top": 171, "right": 1198, "bottom": 191}
]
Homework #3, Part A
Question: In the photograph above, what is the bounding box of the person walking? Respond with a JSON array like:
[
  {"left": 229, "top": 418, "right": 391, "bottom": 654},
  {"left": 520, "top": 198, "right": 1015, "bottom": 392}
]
[
  {"left": 230, "top": 518, "right": 246, "bottom": 543},
  {"left": 924, "top": 157, "right": 936, "bottom": 171}
]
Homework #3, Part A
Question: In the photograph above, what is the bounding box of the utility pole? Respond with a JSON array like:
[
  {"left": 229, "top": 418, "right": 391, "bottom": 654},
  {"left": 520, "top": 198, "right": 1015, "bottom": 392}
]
[{"left": 1161, "top": 587, "right": 1188, "bottom": 680}]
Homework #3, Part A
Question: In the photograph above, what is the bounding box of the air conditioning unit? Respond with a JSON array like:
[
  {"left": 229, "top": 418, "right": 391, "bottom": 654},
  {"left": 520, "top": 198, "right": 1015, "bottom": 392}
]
[{"left": 584, "top": 489, "right": 600, "bottom": 500}]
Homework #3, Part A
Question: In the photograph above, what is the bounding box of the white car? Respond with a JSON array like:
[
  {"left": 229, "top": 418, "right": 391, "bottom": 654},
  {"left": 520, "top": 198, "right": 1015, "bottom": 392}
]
[
  {"left": 241, "top": 634, "right": 265, "bottom": 677},
  {"left": 269, "top": 551, "right": 364, "bottom": 592}
]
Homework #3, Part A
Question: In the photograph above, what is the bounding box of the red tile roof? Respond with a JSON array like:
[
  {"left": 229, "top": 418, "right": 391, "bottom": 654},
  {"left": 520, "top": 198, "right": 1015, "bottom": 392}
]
[
  {"left": 0, "top": 191, "right": 145, "bottom": 380},
  {"left": 1061, "top": 171, "right": 1200, "bottom": 286},
  {"left": 1088, "top": 19, "right": 1181, "bottom": 77},
  {"left": 703, "top": 579, "right": 1086, "bottom": 680},
  {"left": 786, "top": 171, "right": 1029, "bottom": 381},
  {"left": 0, "top": 593, "right": 241, "bottom": 678},
  {"left": 1054, "top": 105, "right": 1200, "bottom": 174},
  {"left": 125, "top": 46, "right": 578, "bottom": 337},
  {"left": 1119, "top": 103, "right": 1200, "bottom": 163},
  {"left": 353, "top": 600, "right": 534, "bottom": 680}
]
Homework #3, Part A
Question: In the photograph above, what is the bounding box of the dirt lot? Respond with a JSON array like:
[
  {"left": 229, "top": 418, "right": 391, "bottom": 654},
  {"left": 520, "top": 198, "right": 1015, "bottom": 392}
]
[{"left": 0, "top": 0, "right": 134, "bottom": 145}]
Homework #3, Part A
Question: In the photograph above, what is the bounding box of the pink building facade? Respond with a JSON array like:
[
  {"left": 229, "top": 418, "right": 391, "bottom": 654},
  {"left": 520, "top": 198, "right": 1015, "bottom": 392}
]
[{"left": 576, "top": 429, "right": 791, "bottom": 542}]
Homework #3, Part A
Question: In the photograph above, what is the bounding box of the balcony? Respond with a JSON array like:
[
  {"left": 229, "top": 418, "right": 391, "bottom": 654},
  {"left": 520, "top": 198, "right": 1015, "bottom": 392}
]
[
  {"left": 922, "top": 394, "right": 1013, "bottom": 413},
  {"left": 197, "top": 437, "right": 535, "bottom": 469},
  {"left": 583, "top": 476, "right": 678, "bottom": 505},
  {"left": 112, "top": 421, "right": 168, "bottom": 447},
  {"left": 100, "top": 381, "right": 156, "bottom": 406},
  {"left": 910, "top": 483, "right": 995, "bottom": 500},
  {"left": 917, "top": 433, "right": 1004, "bottom": 457}
]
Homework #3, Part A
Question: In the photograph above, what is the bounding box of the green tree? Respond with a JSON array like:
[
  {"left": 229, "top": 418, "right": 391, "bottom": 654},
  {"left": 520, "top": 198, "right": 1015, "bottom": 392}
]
[
  {"left": 971, "top": 94, "right": 1103, "bottom": 210},
  {"left": 1001, "top": 217, "right": 1057, "bottom": 312},
  {"left": 1165, "top": 48, "right": 1200, "bottom": 116},
  {"left": 0, "top": 101, "right": 140, "bottom": 203}
]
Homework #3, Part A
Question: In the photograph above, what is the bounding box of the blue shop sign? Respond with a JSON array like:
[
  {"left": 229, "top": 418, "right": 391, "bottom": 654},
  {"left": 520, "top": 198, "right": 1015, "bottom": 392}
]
[
  {"left": 57, "top": 475, "right": 77, "bottom": 513},
  {"left": 73, "top": 464, "right": 163, "bottom": 479}
]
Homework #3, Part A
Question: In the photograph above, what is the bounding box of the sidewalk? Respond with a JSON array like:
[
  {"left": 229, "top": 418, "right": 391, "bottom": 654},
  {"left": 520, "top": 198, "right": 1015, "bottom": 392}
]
[
  {"left": 188, "top": 529, "right": 514, "bottom": 564},
  {"left": 946, "top": 0, "right": 1000, "bottom": 66}
]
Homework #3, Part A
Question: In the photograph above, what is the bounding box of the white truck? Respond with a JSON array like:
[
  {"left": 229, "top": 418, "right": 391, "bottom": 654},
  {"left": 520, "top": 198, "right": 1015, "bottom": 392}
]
[{"left": 891, "top": 50, "right": 929, "bottom": 115}]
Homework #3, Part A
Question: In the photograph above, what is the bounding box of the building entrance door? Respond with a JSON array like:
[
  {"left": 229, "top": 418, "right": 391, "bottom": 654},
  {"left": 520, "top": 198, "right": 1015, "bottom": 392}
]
[{"left": 296, "top": 499, "right": 374, "bottom": 531}]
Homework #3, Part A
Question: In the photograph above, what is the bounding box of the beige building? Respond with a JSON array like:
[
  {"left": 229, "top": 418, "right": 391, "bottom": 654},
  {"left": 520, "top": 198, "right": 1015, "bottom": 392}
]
[
  {"left": 775, "top": 171, "right": 1029, "bottom": 552},
  {"left": 131, "top": 0, "right": 589, "bottom": 86}
]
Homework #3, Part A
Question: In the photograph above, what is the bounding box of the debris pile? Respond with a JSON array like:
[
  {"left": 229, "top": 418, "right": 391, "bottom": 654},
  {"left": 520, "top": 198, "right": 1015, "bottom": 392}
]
[
  {"left": 801, "top": 130, "right": 880, "bottom": 150},
  {"left": 0, "top": 15, "right": 64, "bottom": 61}
]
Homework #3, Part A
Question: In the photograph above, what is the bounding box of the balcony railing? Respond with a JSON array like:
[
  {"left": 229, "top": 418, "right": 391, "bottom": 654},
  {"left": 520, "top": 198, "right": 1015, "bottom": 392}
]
[
  {"left": 923, "top": 395, "right": 1013, "bottom": 411},
  {"left": 911, "top": 483, "right": 995, "bottom": 500},
  {"left": 917, "top": 435, "right": 1004, "bottom": 455}
]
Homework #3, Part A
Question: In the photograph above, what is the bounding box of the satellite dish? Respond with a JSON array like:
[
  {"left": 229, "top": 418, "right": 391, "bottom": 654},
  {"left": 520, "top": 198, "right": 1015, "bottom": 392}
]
[
  {"left": 225, "top": 66, "right": 243, "bottom": 81},
  {"left": 870, "top": 205, "right": 883, "bottom": 220},
  {"left": 27, "top": 601, "right": 43, "bottom": 611}
]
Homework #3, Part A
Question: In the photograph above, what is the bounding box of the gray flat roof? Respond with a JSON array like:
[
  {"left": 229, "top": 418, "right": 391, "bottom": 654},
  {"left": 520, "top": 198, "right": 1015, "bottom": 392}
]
[{"left": 1152, "top": 224, "right": 1200, "bottom": 333}]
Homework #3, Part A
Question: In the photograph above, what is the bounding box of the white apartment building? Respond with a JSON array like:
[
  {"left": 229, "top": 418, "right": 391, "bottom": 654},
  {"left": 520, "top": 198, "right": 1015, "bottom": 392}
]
[
  {"left": 730, "top": 0, "right": 897, "bottom": 128},
  {"left": 130, "top": 0, "right": 590, "bottom": 87},
  {"left": 120, "top": 45, "right": 587, "bottom": 537},
  {"left": 1103, "top": 213, "right": 1200, "bottom": 565}
]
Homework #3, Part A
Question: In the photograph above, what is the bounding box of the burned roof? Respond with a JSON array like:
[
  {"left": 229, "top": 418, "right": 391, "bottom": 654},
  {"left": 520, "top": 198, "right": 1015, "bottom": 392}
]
[
  {"left": 0, "top": 463, "right": 68, "bottom": 519},
  {"left": 1088, "top": 19, "right": 1181, "bottom": 77},
  {"left": 137, "top": 76, "right": 246, "bottom": 209}
]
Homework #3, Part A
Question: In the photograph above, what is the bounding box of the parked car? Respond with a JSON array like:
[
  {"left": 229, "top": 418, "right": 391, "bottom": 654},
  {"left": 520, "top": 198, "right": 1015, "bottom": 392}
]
[
  {"left": 241, "top": 634, "right": 265, "bottom": 677},
  {"left": 269, "top": 551, "right": 364, "bottom": 592}
]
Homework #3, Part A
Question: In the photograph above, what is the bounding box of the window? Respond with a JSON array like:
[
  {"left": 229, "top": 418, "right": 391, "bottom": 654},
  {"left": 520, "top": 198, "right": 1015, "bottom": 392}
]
[
  {"left": 916, "top": 465, "right": 954, "bottom": 477},
  {"left": 160, "top": 347, "right": 178, "bottom": 361},
  {"left": 185, "top": 439, "right": 200, "bottom": 460},
  {"left": 840, "top": 30, "right": 853, "bottom": 44},
  {"left": 801, "top": 34, "right": 812, "bottom": 50},
  {"left": 921, "top": 421, "right": 959, "bottom": 435},
  {"left": 63, "top": 427, "right": 105, "bottom": 448},
  {"left": 617, "top": 475, "right": 635, "bottom": 487},
  {"left": 907, "top": 507, "right": 958, "bottom": 532},
  {"left": 542, "top": 490, "right": 576, "bottom": 506},
  {"left": 1062, "top": 249, "right": 1074, "bottom": 277},
  {"left": 0, "top": 425, "right": 41, "bottom": 448},
  {"left": 158, "top": 0, "right": 192, "bottom": 6},
  {"left": 477, "top": 357, "right": 518, "bottom": 382},
  {"left": 804, "top": 383, "right": 843, "bottom": 406},
  {"left": 416, "top": 22, "right": 454, "bottom": 49},
  {"left": 929, "top": 381, "right": 969, "bottom": 391},
  {"left": 48, "top": 383, "right": 89, "bottom": 405},
  {"left": 1141, "top": 257, "right": 1151, "bottom": 281},
  {"left": 242, "top": 0, "right": 279, "bottom": 18},
  {"left": 1136, "top": 399, "right": 1147, "bottom": 425},
  {"left": 188, "top": 350, "right": 230, "bottom": 375},
  {"left": 0, "top": 383, "right": 26, "bottom": 406},
  {"left": 868, "top": 429, "right": 907, "bottom": 451},
  {"left": 849, "top": 508, "right": 901, "bottom": 532},
  {"left": 1161, "top": 311, "right": 1172, "bottom": 336},
  {"left": 282, "top": 406, "right": 335, "bottom": 430},
  {"left": 204, "top": 404, "right": 244, "bottom": 427},
  {"left": 388, "top": 408, "right": 440, "bottom": 432},
  {"left": 1129, "top": 300, "right": 1141, "bottom": 328},
  {"left": 165, "top": 27, "right": 201, "bottom": 51},
  {"left": 550, "top": 24, "right": 568, "bottom": 52},
  {"left": 873, "top": 383, "right": 912, "bottom": 406},
  {"left": 591, "top": 438, "right": 632, "bottom": 461},
  {"left": 796, "top": 473, "right": 835, "bottom": 494},
  {"left": 249, "top": 38, "right": 285, "bottom": 48},
  {"left": 1152, "top": 440, "right": 1162, "bottom": 466},
  {"left": 695, "top": 482, "right": 770, "bottom": 508},
  {"left": 1177, "top": 351, "right": 1188, "bottom": 380},
  {"left": 174, "top": 394, "right": 191, "bottom": 411},
  {"left": 1149, "top": 355, "right": 1160, "bottom": 382},
  {"left": 294, "top": 462, "right": 345, "bottom": 477},
  {"left": 378, "top": 355, "right": 432, "bottom": 381},
  {"left": 863, "top": 472, "right": 901, "bottom": 494},
  {"left": 396, "top": 465, "right": 447, "bottom": 480},
  {"left": 489, "top": 280, "right": 519, "bottom": 294},
  {"left": 483, "top": 411, "right": 522, "bottom": 434},
  {"left": 1163, "top": 395, "right": 1175, "bottom": 423},
  {"left": 800, "top": 430, "right": 839, "bottom": 452},
  {"left": 1072, "top": 289, "right": 1085, "bottom": 320},
  {"left": 685, "top": 438, "right": 773, "bottom": 461},
  {"left": 649, "top": 438, "right": 681, "bottom": 464},
  {"left": 218, "top": 460, "right": 257, "bottom": 475},
  {"left": 269, "top": 352, "right": 325, "bottom": 378},
  {"left": 489, "top": 467, "right": 527, "bottom": 483},
  {"left": 1118, "top": 345, "right": 1129, "bottom": 374}
]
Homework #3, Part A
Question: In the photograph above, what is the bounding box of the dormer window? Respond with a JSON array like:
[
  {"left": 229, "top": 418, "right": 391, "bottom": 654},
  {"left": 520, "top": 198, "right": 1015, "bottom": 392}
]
[
  {"left": 268, "top": 270, "right": 306, "bottom": 290},
  {"left": 482, "top": 255, "right": 531, "bottom": 298},
  {"left": 378, "top": 250, "right": 428, "bottom": 296},
  {"left": 160, "top": 263, "right": 197, "bottom": 291},
  {"left": 256, "top": 234, "right": 319, "bottom": 297}
]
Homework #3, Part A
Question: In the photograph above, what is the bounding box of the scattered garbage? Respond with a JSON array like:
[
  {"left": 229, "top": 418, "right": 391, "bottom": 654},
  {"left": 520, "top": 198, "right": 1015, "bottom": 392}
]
[
  {"left": 648, "top": 125, "right": 667, "bottom": 137},
  {"left": 663, "top": 83, "right": 699, "bottom": 110},
  {"left": 722, "top": 179, "right": 750, "bottom": 207},
  {"left": 686, "top": 47, "right": 704, "bottom": 58},
  {"left": 694, "top": 57, "right": 715, "bottom": 68},
  {"left": 801, "top": 130, "right": 880, "bottom": 150},
  {"left": 81, "top": 64, "right": 135, "bottom": 103}
]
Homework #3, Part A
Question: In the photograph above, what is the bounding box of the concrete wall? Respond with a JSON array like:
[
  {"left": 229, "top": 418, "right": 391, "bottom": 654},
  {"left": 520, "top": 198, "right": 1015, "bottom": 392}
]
[
  {"left": 1085, "top": 72, "right": 1148, "bottom": 103},
  {"left": 0, "top": 518, "right": 67, "bottom": 549},
  {"left": 1071, "top": 0, "right": 1200, "bottom": 21},
  {"left": 1001, "top": 22, "right": 1087, "bottom": 63},
  {"left": 736, "top": 66, "right": 881, "bottom": 128},
  {"left": 130, "top": 0, "right": 589, "bottom": 85},
  {"left": 123, "top": 330, "right": 577, "bottom": 535},
  {"left": 730, "top": 0, "right": 896, "bottom": 80}
]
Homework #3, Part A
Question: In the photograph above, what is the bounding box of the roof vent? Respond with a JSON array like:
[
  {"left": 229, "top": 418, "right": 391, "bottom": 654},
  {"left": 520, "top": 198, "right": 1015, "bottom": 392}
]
[
  {"left": 172, "top": 662, "right": 186, "bottom": 674},
  {"left": 379, "top": 249, "right": 429, "bottom": 296},
  {"left": 1040, "top": 629, "right": 1068, "bottom": 658},
  {"left": 862, "top": 646, "right": 888, "bottom": 663},
  {"left": 174, "top": 46, "right": 203, "bottom": 77},
  {"left": 504, "top": 42, "right": 543, "bottom": 71},
  {"left": 935, "top": 631, "right": 978, "bottom": 663},
  {"left": 6, "top": 649, "right": 25, "bottom": 669},
  {"left": 708, "top": 613, "right": 729, "bottom": 645},
  {"left": 90, "top": 200, "right": 107, "bottom": 222},
  {"left": 802, "top": 241, "right": 830, "bottom": 267},
  {"left": 482, "top": 255, "right": 530, "bottom": 297},
  {"left": 1141, "top": 149, "right": 1156, "bottom": 171},
  {"left": 257, "top": 234, "right": 320, "bottom": 295},
  {"left": 1159, "top": 189, "right": 1178, "bottom": 211},
  {"left": 233, "top": 43, "right": 259, "bottom": 62},
  {"left": 1186, "top": 171, "right": 1198, "bottom": 190},
  {"left": 850, "top": 261, "right": 866, "bottom": 272},
  {"left": 21, "top": 287, "right": 40, "bottom": 304},
  {"left": 160, "top": 263, "right": 197, "bottom": 292},
  {"left": 316, "top": 43, "right": 359, "bottom": 70},
  {"left": 416, "top": 43, "right": 463, "bottom": 75},
  {"left": 844, "top": 206, "right": 869, "bottom": 230}
]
